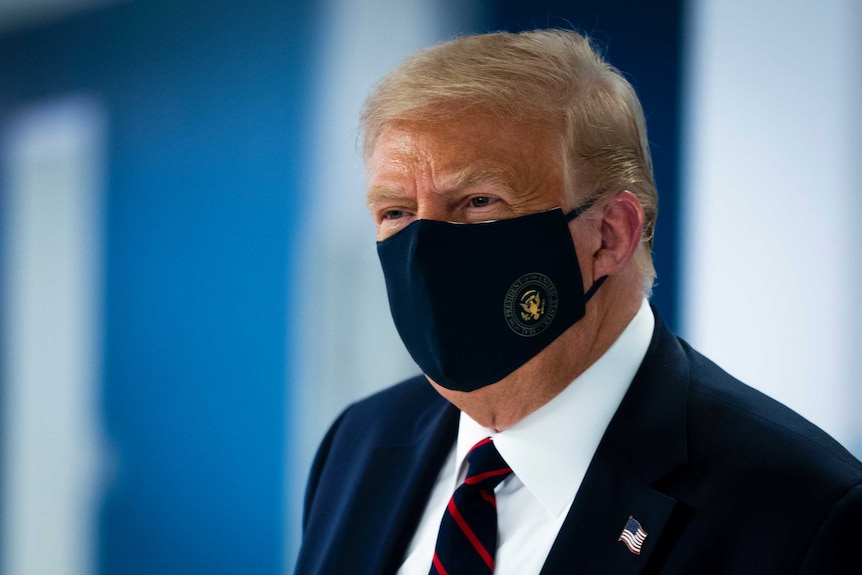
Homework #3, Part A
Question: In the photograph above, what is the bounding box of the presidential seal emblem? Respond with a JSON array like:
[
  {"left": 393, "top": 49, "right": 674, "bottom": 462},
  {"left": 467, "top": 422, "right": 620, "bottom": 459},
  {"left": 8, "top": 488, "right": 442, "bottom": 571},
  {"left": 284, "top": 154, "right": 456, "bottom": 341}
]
[{"left": 503, "top": 273, "right": 558, "bottom": 337}]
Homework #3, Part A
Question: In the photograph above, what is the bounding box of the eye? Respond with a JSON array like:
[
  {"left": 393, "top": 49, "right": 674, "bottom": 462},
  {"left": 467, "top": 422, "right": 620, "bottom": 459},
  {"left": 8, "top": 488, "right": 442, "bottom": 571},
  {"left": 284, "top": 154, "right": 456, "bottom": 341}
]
[
  {"left": 469, "top": 196, "right": 491, "bottom": 208},
  {"left": 383, "top": 209, "right": 405, "bottom": 220}
]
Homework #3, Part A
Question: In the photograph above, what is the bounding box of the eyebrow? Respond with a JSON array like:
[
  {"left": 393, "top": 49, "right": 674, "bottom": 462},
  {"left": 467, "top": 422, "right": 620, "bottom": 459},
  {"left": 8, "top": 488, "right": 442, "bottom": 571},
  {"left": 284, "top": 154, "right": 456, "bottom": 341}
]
[
  {"left": 366, "top": 163, "right": 520, "bottom": 209},
  {"left": 367, "top": 186, "right": 408, "bottom": 208},
  {"left": 438, "top": 165, "right": 518, "bottom": 195}
]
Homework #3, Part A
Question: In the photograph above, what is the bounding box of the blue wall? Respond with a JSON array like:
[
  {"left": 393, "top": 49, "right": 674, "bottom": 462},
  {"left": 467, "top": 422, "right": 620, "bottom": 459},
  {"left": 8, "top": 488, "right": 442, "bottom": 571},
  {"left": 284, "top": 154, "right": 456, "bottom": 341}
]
[{"left": 0, "top": 1, "right": 315, "bottom": 573}]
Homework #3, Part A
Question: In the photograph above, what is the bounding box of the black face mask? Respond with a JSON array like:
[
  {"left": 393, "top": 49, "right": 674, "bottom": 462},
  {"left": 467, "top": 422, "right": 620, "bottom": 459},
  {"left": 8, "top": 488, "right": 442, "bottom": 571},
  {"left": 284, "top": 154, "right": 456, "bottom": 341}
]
[{"left": 376, "top": 204, "right": 605, "bottom": 392}]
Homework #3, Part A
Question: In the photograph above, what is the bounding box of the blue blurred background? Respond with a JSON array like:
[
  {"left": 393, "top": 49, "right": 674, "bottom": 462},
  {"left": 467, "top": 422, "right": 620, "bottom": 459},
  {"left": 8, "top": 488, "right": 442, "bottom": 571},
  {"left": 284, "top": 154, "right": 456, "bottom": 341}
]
[{"left": 0, "top": 0, "right": 859, "bottom": 573}]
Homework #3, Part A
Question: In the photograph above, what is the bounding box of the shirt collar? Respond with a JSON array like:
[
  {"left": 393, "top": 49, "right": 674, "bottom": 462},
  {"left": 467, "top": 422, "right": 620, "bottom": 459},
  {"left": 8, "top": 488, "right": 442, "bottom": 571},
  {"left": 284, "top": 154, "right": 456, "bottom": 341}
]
[{"left": 455, "top": 298, "right": 655, "bottom": 517}]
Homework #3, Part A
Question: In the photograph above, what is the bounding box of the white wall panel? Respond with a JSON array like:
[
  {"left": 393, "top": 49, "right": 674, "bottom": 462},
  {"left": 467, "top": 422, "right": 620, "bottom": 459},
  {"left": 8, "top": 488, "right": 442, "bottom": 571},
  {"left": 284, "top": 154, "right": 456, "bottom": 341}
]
[
  {"left": 682, "top": 0, "right": 862, "bottom": 455},
  {"left": 2, "top": 97, "right": 107, "bottom": 575}
]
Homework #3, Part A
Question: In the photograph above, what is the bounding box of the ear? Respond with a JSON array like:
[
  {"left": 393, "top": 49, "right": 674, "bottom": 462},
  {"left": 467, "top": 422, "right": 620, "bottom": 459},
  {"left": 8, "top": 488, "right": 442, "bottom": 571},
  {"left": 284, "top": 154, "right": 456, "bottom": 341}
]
[{"left": 592, "top": 190, "right": 645, "bottom": 278}]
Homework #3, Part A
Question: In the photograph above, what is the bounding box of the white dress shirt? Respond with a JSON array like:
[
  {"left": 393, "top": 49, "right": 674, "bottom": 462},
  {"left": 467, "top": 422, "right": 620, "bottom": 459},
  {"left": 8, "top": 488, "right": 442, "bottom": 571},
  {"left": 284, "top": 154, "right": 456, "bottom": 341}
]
[{"left": 398, "top": 298, "right": 655, "bottom": 574}]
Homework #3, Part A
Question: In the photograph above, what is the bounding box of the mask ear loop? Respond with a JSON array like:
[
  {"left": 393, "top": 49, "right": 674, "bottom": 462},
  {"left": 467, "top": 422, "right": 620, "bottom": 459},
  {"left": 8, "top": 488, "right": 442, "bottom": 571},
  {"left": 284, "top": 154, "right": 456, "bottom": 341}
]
[
  {"left": 564, "top": 196, "right": 599, "bottom": 222},
  {"left": 584, "top": 275, "right": 607, "bottom": 301},
  {"left": 563, "top": 198, "right": 608, "bottom": 301}
]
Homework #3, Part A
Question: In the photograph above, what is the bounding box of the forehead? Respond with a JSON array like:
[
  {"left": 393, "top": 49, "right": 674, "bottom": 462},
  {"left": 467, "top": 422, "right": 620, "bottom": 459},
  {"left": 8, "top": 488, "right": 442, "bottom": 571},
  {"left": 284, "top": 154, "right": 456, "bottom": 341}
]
[{"left": 365, "top": 115, "right": 562, "bottom": 194}]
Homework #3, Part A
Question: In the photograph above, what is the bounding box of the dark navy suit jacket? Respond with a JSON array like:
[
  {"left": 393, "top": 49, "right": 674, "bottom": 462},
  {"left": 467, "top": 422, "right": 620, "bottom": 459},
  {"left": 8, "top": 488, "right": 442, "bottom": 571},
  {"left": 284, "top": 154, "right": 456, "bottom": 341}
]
[{"left": 296, "top": 313, "right": 862, "bottom": 574}]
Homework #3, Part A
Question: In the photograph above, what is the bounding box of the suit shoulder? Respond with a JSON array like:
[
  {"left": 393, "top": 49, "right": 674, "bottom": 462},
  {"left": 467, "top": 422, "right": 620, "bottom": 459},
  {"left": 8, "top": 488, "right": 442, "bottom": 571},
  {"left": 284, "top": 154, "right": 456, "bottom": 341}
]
[
  {"left": 343, "top": 374, "right": 445, "bottom": 423},
  {"left": 678, "top": 338, "right": 862, "bottom": 482},
  {"left": 323, "top": 374, "right": 453, "bottom": 450}
]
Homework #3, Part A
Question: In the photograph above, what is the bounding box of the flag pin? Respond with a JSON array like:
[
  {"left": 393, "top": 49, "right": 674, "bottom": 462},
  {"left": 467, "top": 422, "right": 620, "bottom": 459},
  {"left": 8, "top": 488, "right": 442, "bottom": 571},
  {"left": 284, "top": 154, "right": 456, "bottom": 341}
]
[{"left": 618, "top": 515, "right": 648, "bottom": 555}]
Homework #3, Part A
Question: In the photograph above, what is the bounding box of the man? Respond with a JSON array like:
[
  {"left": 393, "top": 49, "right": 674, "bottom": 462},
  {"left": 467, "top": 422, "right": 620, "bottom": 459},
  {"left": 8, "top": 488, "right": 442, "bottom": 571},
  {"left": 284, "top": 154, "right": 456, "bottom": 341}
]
[{"left": 295, "top": 29, "right": 862, "bottom": 574}]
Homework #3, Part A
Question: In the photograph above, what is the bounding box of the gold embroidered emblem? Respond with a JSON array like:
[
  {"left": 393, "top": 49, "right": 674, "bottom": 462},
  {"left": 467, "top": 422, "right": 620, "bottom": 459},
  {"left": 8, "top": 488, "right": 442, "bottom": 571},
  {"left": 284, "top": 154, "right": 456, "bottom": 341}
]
[
  {"left": 503, "top": 273, "right": 558, "bottom": 337},
  {"left": 519, "top": 289, "right": 545, "bottom": 321}
]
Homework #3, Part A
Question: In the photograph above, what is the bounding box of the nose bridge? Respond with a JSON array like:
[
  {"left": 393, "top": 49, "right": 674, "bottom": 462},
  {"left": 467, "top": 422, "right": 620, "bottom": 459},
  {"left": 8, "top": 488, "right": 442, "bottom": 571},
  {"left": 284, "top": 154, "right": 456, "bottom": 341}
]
[{"left": 415, "top": 189, "right": 452, "bottom": 222}]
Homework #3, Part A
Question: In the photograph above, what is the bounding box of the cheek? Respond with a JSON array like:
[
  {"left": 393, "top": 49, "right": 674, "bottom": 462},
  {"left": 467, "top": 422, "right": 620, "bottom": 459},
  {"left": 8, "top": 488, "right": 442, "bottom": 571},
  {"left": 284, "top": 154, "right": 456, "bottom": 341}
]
[
  {"left": 376, "top": 221, "right": 397, "bottom": 241},
  {"left": 376, "top": 214, "right": 417, "bottom": 240},
  {"left": 569, "top": 225, "right": 600, "bottom": 283}
]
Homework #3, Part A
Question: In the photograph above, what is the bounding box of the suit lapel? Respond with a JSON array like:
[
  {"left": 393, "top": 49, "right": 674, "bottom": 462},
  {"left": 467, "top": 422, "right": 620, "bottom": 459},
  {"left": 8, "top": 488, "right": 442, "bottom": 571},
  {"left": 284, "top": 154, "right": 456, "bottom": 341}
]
[
  {"left": 540, "top": 456, "right": 677, "bottom": 574},
  {"left": 542, "top": 310, "right": 689, "bottom": 574},
  {"left": 336, "top": 394, "right": 459, "bottom": 575}
]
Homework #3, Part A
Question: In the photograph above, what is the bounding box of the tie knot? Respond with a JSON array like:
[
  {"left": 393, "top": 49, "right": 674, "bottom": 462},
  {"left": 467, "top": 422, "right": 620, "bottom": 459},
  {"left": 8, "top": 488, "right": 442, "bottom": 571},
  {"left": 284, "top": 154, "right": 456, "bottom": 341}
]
[{"left": 464, "top": 438, "right": 512, "bottom": 489}]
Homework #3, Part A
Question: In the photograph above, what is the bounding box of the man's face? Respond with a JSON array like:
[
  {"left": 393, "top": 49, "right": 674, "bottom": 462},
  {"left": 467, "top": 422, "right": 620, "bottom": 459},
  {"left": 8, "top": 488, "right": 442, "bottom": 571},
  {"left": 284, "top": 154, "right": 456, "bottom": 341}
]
[
  {"left": 366, "top": 114, "right": 569, "bottom": 239},
  {"left": 366, "top": 114, "right": 609, "bottom": 428}
]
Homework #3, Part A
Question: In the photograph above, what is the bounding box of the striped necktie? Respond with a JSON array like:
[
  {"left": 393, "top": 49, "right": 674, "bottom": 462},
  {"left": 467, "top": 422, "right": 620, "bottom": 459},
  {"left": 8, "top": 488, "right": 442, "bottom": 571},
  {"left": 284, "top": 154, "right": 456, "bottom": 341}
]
[{"left": 430, "top": 437, "right": 513, "bottom": 575}]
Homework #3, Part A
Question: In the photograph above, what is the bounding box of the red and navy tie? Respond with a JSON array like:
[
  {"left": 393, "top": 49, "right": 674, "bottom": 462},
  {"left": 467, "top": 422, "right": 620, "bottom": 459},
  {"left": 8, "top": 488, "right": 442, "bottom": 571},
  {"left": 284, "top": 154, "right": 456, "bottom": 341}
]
[{"left": 430, "top": 437, "right": 513, "bottom": 575}]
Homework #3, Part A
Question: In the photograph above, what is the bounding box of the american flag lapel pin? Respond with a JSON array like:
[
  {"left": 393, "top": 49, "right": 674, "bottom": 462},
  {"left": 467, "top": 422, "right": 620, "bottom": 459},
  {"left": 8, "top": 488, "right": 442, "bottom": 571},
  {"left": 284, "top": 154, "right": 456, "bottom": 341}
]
[{"left": 618, "top": 515, "right": 648, "bottom": 555}]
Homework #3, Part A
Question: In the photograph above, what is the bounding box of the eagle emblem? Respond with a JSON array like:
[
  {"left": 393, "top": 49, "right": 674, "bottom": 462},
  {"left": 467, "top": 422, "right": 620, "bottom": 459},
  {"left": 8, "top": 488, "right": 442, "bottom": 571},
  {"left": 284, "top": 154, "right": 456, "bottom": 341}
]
[
  {"left": 503, "top": 273, "right": 558, "bottom": 337},
  {"left": 519, "top": 289, "right": 545, "bottom": 321}
]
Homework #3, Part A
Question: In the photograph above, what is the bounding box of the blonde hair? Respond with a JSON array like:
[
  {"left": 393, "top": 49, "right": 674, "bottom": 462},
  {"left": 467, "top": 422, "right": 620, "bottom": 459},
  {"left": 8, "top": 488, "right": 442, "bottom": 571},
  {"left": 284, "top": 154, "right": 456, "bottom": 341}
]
[{"left": 361, "top": 29, "right": 658, "bottom": 289}]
